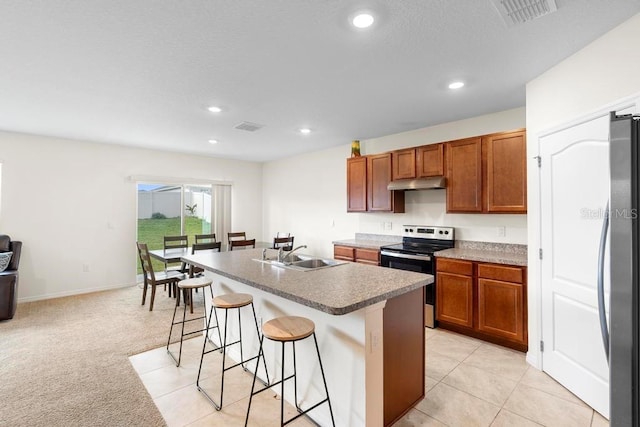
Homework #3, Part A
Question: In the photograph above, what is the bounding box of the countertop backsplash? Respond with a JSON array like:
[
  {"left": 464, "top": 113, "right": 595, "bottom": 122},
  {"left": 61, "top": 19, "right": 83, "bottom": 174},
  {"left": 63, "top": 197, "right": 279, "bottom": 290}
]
[
  {"left": 454, "top": 240, "right": 527, "bottom": 255},
  {"left": 354, "top": 233, "right": 402, "bottom": 243}
]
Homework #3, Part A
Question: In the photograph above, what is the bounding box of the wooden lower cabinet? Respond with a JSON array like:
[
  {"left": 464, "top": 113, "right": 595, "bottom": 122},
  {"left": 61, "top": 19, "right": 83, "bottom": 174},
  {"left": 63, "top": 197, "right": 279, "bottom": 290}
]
[
  {"left": 354, "top": 247, "right": 380, "bottom": 265},
  {"left": 477, "top": 278, "right": 524, "bottom": 342},
  {"left": 333, "top": 245, "right": 355, "bottom": 261},
  {"left": 333, "top": 245, "right": 380, "bottom": 265},
  {"left": 436, "top": 258, "right": 527, "bottom": 351},
  {"left": 436, "top": 271, "right": 473, "bottom": 328}
]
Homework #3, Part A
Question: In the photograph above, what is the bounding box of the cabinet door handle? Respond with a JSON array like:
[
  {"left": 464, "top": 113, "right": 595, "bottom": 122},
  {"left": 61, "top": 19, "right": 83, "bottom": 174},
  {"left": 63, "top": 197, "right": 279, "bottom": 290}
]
[{"left": 380, "top": 251, "right": 431, "bottom": 261}]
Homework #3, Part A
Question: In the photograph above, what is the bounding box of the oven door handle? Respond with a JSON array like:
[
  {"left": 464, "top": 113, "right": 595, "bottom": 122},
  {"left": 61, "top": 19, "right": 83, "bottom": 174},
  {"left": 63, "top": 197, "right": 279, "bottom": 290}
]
[{"left": 380, "top": 250, "right": 431, "bottom": 261}]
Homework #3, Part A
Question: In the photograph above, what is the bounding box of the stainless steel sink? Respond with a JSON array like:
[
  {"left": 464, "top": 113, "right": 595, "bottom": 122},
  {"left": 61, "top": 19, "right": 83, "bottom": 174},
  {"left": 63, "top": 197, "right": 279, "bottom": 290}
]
[
  {"left": 290, "top": 258, "right": 340, "bottom": 268},
  {"left": 252, "top": 255, "right": 347, "bottom": 271}
]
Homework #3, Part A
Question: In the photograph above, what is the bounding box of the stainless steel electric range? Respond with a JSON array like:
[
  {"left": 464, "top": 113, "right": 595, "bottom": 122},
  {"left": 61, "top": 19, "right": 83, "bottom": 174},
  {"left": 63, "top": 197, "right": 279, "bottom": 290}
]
[{"left": 380, "top": 225, "right": 455, "bottom": 328}]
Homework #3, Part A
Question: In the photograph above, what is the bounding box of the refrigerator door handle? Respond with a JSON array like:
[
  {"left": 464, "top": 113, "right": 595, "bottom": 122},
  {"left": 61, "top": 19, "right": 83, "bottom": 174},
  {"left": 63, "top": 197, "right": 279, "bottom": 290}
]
[{"left": 597, "top": 199, "right": 610, "bottom": 363}]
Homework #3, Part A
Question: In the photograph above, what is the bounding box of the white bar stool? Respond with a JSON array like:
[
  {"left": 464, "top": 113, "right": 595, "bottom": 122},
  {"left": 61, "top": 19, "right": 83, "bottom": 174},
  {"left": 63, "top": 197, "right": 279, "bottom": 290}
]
[{"left": 166, "top": 277, "right": 214, "bottom": 366}]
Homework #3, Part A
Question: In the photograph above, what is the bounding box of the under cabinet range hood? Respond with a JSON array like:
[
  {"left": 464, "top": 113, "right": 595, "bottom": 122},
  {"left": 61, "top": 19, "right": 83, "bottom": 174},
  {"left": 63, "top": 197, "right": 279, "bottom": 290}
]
[{"left": 387, "top": 176, "right": 446, "bottom": 191}]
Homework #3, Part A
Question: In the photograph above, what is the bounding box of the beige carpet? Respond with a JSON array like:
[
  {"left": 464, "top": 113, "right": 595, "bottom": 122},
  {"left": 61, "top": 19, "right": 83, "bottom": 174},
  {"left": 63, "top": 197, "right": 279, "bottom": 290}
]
[{"left": 0, "top": 285, "right": 204, "bottom": 427}]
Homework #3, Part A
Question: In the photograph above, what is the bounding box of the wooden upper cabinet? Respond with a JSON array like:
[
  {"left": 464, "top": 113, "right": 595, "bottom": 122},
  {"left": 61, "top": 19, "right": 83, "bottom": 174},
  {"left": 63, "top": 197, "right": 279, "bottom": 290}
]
[
  {"left": 367, "top": 153, "right": 404, "bottom": 213},
  {"left": 446, "top": 137, "right": 483, "bottom": 213},
  {"left": 417, "top": 143, "right": 444, "bottom": 178},
  {"left": 347, "top": 157, "right": 367, "bottom": 212},
  {"left": 392, "top": 148, "right": 416, "bottom": 180},
  {"left": 445, "top": 129, "right": 526, "bottom": 214},
  {"left": 484, "top": 130, "right": 527, "bottom": 213}
]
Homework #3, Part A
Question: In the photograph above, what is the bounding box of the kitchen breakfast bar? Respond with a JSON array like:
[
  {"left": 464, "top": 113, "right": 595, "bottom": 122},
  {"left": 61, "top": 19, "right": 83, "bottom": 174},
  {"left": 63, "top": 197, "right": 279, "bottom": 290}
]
[{"left": 181, "top": 248, "right": 432, "bottom": 427}]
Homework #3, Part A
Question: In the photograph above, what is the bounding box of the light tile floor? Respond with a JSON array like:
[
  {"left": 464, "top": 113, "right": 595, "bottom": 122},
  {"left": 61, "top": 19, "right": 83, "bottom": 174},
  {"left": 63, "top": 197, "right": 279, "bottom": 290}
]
[{"left": 130, "top": 328, "right": 610, "bottom": 427}]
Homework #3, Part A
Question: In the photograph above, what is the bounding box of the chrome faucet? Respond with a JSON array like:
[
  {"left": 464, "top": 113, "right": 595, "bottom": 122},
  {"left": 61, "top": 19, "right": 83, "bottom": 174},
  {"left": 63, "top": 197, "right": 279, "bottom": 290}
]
[{"left": 278, "top": 245, "right": 307, "bottom": 264}]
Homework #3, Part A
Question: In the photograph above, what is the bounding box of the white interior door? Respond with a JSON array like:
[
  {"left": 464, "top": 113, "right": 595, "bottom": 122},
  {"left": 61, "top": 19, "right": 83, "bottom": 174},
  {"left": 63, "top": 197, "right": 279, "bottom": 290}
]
[{"left": 539, "top": 113, "right": 611, "bottom": 417}]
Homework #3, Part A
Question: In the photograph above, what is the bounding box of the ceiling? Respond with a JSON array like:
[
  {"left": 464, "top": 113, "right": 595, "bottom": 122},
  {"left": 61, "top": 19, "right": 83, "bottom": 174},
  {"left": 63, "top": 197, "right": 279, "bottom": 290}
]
[{"left": 1, "top": 1, "right": 639, "bottom": 162}]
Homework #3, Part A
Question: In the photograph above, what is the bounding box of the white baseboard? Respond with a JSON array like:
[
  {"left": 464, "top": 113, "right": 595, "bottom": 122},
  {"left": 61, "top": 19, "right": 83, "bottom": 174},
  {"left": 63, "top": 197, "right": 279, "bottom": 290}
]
[{"left": 17, "top": 282, "right": 138, "bottom": 303}]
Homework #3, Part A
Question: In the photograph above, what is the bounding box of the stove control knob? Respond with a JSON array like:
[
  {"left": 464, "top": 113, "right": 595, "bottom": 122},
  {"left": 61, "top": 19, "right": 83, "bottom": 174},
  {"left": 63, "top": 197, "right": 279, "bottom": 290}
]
[
  {"left": 409, "top": 228, "right": 414, "bottom": 233},
  {"left": 438, "top": 230, "right": 443, "bottom": 234},
  {"left": 404, "top": 228, "right": 409, "bottom": 232},
  {"left": 444, "top": 231, "right": 449, "bottom": 235}
]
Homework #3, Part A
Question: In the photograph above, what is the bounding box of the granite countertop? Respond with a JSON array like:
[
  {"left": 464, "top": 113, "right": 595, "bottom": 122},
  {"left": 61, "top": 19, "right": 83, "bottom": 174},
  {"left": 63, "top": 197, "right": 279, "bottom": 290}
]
[
  {"left": 182, "top": 248, "right": 432, "bottom": 315},
  {"left": 331, "top": 239, "right": 394, "bottom": 250},
  {"left": 434, "top": 241, "right": 528, "bottom": 266},
  {"left": 332, "top": 232, "right": 402, "bottom": 250}
]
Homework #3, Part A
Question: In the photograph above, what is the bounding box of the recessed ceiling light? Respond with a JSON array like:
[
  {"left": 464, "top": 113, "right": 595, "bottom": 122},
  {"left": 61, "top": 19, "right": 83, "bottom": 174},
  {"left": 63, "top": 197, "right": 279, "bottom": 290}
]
[
  {"left": 352, "top": 13, "right": 374, "bottom": 28},
  {"left": 448, "top": 81, "right": 465, "bottom": 90},
  {"left": 207, "top": 106, "right": 222, "bottom": 113},
  {"left": 208, "top": 139, "right": 218, "bottom": 144},
  {"left": 299, "top": 128, "right": 312, "bottom": 134}
]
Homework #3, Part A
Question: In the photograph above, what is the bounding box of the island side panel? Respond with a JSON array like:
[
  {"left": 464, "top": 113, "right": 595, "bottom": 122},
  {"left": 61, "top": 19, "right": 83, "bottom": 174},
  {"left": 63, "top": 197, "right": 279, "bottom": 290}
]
[
  {"left": 383, "top": 286, "right": 426, "bottom": 426},
  {"left": 204, "top": 271, "right": 369, "bottom": 427}
]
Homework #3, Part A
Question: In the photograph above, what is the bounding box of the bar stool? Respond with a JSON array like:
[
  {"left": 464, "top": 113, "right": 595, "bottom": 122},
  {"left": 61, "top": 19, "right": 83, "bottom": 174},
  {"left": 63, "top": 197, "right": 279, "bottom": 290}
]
[
  {"left": 196, "top": 293, "right": 270, "bottom": 410},
  {"left": 245, "top": 316, "right": 335, "bottom": 427},
  {"left": 166, "top": 276, "right": 214, "bottom": 367}
]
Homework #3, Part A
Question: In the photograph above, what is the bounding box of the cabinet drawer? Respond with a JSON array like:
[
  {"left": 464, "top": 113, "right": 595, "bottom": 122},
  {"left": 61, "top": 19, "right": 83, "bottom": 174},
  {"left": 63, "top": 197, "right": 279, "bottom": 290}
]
[
  {"left": 355, "top": 248, "right": 380, "bottom": 265},
  {"left": 436, "top": 258, "right": 473, "bottom": 276},
  {"left": 334, "top": 245, "right": 355, "bottom": 261},
  {"left": 478, "top": 264, "right": 523, "bottom": 284}
]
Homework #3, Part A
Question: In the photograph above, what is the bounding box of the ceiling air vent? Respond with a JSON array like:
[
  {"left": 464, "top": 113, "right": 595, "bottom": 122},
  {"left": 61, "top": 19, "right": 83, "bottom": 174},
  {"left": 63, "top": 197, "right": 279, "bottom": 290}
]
[
  {"left": 490, "top": 0, "right": 558, "bottom": 27},
  {"left": 234, "top": 121, "right": 264, "bottom": 132}
]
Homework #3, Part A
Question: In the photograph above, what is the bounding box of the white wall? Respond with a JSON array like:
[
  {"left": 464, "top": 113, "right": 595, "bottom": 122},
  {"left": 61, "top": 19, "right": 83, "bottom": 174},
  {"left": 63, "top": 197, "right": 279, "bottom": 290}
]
[
  {"left": 0, "top": 131, "right": 263, "bottom": 301},
  {"left": 262, "top": 107, "right": 527, "bottom": 259},
  {"left": 526, "top": 13, "right": 640, "bottom": 368}
]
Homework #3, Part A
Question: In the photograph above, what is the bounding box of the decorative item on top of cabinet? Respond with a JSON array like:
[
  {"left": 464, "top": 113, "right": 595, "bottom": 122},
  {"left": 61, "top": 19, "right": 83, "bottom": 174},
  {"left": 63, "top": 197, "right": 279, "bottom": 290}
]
[
  {"left": 445, "top": 129, "right": 526, "bottom": 214},
  {"left": 417, "top": 143, "right": 444, "bottom": 178},
  {"left": 351, "top": 140, "right": 361, "bottom": 157},
  {"left": 436, "top": 257, "right": 528, "bottom": 351}
]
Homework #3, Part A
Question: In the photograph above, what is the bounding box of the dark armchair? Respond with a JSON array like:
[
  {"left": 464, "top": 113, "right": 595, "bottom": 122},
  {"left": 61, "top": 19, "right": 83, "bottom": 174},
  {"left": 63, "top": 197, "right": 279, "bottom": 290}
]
[{"left": 0, "top": 235, "right": 22, "bottom": 321}]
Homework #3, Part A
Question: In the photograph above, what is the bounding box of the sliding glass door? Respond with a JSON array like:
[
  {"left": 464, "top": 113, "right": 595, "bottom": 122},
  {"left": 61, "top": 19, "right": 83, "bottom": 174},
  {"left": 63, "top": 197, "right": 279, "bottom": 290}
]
[{"left": 136, "top": 182, "right": 230, "bottom": 273}]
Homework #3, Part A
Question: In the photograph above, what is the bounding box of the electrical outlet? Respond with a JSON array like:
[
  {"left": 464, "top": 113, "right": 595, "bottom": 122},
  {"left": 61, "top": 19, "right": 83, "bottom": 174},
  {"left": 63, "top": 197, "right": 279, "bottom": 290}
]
[
  {"left": 370, "top": 330, "right": 381, "bottom": 353},
  {"left": 82, "top": 263, "right": 90, "bottom": 272},
  {"left": 497, "top": 226, "right": 506, "bottom": 237}
]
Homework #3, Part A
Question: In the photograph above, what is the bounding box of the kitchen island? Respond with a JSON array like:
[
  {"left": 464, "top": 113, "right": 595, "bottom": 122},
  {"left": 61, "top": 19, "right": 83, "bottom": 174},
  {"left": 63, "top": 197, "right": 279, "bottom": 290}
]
[{"left": 182, "top": 248, "right": 432, "bottom": 427}]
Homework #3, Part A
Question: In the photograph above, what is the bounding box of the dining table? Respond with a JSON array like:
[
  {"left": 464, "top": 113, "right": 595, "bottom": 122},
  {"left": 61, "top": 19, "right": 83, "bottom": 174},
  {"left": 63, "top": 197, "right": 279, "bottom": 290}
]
[{"left": 148, "top": 241, "right": 272, "bottom": 265}]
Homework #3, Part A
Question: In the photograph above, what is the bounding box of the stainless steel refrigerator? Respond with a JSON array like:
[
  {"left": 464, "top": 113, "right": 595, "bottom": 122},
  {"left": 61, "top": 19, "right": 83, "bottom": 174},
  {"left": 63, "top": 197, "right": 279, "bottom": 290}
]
[{"left": 604, "top": 112, "right": 640, "bottom": 426}]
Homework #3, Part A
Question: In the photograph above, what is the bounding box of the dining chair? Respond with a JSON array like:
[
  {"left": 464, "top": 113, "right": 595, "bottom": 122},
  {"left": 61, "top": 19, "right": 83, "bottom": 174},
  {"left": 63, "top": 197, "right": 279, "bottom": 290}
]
[
  {"left": 272, "top": 236, "right": 294, "bottom": 251},
  {"left": 227, "top": 232, "right": 246, "bottom": 250},
  {"left": 137, "top": 242, "right": 185, "bottom": 311},
  {"left": 229, "top": 239, "right": 256, "bottom": 251},
  {"left": 163, "top": 235, "right": 189, "bottom": 271},
  {"left": 189, "top": 241, "right": 222, "bottom": 279},
  {"left": 195, "top": 233, "right": 216, "bottom": 244}
]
